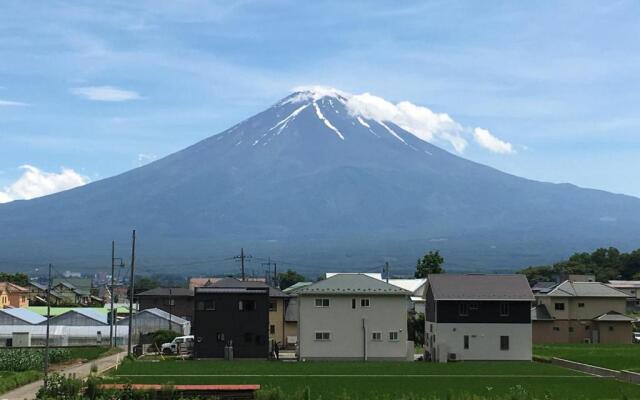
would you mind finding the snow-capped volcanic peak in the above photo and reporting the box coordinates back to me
[281,86,351,105]
[276,86,477,153]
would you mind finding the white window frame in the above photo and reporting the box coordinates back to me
[388,331,399,341]
[315,298,330,308]
[360,298,371,307]
[372,331,382,341]
[315,331,331,341]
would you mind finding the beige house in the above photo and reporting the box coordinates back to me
[0,282,29,308]
[532,280,634,344]
[267,288,290,347]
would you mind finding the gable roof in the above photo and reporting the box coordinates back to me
[297,274,410,296]
[49,308,108,325]
[52,278,92,292]
[325,272,383,280]
[136,288,194,297]
[282,282,313,294]
[0,308,46,324]
[427,274,535,301]
[0,282,29,293]
[119,308,188,325]
[592,311,635,322]
[388,278,427,295]
[546,281,630,298]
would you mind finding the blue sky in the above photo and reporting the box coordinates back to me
[1,0,640,199]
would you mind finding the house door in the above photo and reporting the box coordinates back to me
[591,329,600,344]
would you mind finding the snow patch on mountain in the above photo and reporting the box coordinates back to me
[313,101,345,140]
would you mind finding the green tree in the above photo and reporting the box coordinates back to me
[415,250,445,278]
[276,269,306,290]
[0,272,29,286]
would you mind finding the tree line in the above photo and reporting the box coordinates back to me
[519,247,640,283]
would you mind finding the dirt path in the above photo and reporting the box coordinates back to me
[1,351,123,400]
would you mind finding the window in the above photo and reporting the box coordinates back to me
[270,324,276,334]
[389,331,399,341]
[554,303,565,311]
[459,302,469,316]
[360,298,370,307]
[352,298,356,309]
[197,300,215,311]
[269,301,277,312]
[500,336,509,351]
[464,335,469,349]
[469,302,479,311]
[578,303,585,308]
[315,332,331,341]
[244,333,253,343]
[216,332,225,342]
[568,327,574,333]
[372,332,382,341]
[315,298,330,308]
[163,298,175,306]
[239,300,256,311]
[553,327,560,331]
[609,326,614,332]
[499,302,510,317]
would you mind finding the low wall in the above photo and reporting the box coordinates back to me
[551,357,620,378]
[551,357,640,385]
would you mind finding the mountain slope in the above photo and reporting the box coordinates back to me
[1,89,639,274]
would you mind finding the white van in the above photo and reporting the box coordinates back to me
[161,335,194,354]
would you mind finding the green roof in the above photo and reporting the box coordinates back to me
[297,274,410,295]
[282,281,312,293]
[27,306,132,316]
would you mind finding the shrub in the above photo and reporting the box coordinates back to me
[36,373,82,400]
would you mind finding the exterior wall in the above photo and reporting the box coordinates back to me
[0,289,28,308]
[426,321,532,361]
[533,320,632,344]
[298,294,408,361]
[193,291,269,358]
[538,296,627,320]
[268,298,285,345]
[138,296,194,322]
[284,321,297,347]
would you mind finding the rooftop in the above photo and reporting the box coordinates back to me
[297,274,410,296]
[136,287,194,297]
[545,281,630,298]
[0,308,46,324]
[0,282,29,293]
[427,274,535,301]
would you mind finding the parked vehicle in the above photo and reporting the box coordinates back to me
[161,335,194,355]
[633,332,640,343]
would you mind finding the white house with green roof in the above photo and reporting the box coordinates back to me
[297,273,413,361]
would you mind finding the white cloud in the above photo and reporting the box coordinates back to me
[71,86,142,102]
[0,99,29,106]
[345,92,468,153]
[472,127,515,154]
[0,165,89,203]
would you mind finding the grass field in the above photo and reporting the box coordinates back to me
[108,359,640,399]
[0,371,41,395]
[534,344,640,371]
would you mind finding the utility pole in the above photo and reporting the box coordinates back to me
[43,263,52,388]
[384,262,390,283]
[168,288,173,331]
[127,230,136,357]
[234,248,251,281]
[273,263,278,288]
[261,257,273,286]
[110,241,115,347]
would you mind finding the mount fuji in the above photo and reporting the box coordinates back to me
[1,87,639,275]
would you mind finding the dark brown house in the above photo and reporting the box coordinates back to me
[136,288,195,322]
[193,278,269,358]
